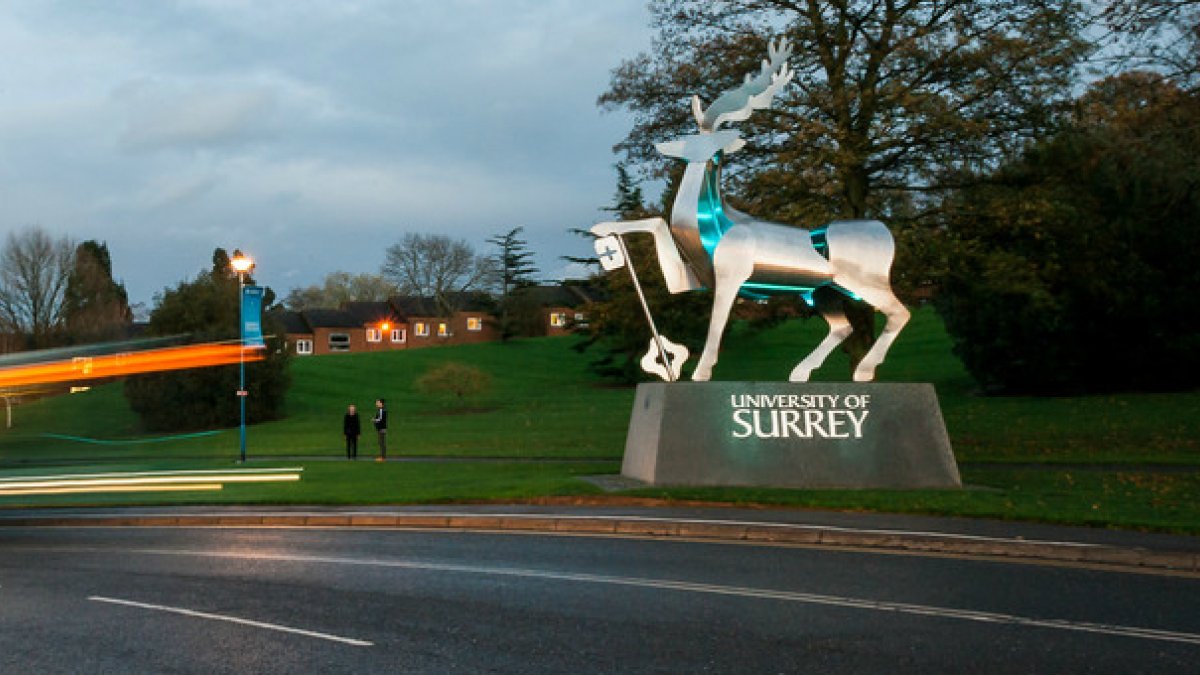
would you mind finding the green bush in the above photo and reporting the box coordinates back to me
[414,361,492,406]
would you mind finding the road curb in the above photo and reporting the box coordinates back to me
[3,512,1197,575]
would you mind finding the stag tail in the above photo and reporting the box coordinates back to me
[693,37,793,132]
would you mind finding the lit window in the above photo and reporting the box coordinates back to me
[366,328,382,342]
[437,322,450,337]
[415,322,429,337]
[467,317,483,332]
[550,312,567,327]
[574,313,585,322]
[295,339,313,355]
[328,333,350,352]
[391,329,406,343]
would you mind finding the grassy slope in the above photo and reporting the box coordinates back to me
[2,308,1198,532]
[270,337,632,458]
[5,306,1195,463]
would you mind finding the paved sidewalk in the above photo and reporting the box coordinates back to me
[2,504,1197,576]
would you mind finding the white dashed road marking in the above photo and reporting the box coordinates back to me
[88,595,373,647]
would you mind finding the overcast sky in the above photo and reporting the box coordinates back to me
[0,1,655,307]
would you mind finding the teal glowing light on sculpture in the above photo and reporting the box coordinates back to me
[696,151,733,260]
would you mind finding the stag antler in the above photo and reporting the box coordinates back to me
[692,37,793,133]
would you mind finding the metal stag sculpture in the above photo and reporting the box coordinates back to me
[592,38,909,383]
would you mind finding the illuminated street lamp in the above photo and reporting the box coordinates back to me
[231,252,254,462]
[231,253,254,276]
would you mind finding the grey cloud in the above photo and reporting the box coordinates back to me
[0,1,655,305]
[116,79,278,151]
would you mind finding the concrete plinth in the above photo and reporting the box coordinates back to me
[622,382,961,489]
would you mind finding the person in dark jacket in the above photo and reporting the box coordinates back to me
[343,404,361,460]
[373,398,387,461]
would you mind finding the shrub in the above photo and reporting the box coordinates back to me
[414,362,492,406]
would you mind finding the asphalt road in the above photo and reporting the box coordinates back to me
[1,526,1197,673]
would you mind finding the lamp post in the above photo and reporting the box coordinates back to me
[231,252,254,463]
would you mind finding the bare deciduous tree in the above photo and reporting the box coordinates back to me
[0,226,75,347]
[381,233,493,316]
[284,271,400,311]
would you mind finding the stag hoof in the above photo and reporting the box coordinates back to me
[788,365,813,383]
[852,366,877,382]
[692,364,713,382]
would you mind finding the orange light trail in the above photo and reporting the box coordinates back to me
[0,343,265,388]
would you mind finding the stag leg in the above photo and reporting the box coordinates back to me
[848,288,910,382]
[591,217,700,293]
[693,233,755,381]
[789,289,852,382]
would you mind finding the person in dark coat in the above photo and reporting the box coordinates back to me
[373,398,387,461]
[343,404,361,460]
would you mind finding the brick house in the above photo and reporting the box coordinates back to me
[391,293,498,347]
[342,301,407,351]
[516,283,598,336]
[278,292,504,356]
[277,310,316,356]
[290,309,363,355]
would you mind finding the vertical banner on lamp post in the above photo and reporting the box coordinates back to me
[242,285,264,347]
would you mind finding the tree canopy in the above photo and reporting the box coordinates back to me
[934,72,1200,393]
[124,248,290,431]
[487,226,540,341]
[602,1,1090,221]
[1102,0,1200,88]
[62,240,131,344]
[381,233,493,317]
[284,271,399,311]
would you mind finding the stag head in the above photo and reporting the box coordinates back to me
[656,130,745,163]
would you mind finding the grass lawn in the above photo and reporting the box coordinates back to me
[0,460,616,509]
[1,307,1197,532]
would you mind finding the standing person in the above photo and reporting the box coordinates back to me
[373,398,388,461]
[343,404,361,460]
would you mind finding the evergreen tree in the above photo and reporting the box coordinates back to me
[487,227,540,341]
[62,240,131,344]
[576,163,711,382]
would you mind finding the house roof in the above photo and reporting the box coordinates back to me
[566,279,607,304]
[275,310,311,335]
[390,292,494,317]
[301,308,361,329]
[514,283,603,307]
[341,301,401,326]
